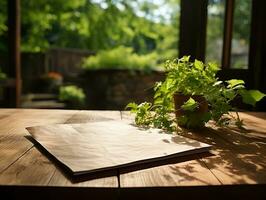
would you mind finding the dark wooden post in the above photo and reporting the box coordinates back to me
[7,0,21,107]
[221,0,235,69]
[248,0,266,110]
[179,0,208,61]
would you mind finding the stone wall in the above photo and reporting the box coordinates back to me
[47,48,94,78]
[80,69,165,110]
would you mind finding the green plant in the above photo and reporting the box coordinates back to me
[59,85,86,108]
[127,56,265,131]
[82,46,157,71]
[0,67,7,80]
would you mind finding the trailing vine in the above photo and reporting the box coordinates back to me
[126,56,265,132]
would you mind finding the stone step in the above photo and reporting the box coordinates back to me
[21,93,58,101]
[21,100,65,109]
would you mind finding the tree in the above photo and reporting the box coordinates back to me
[0,0,180,63]
[0,0,7,52]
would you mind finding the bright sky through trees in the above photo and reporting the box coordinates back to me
[91,0,180,23]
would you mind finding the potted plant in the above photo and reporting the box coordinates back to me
[37,71,63,93]
[127,56,265,131]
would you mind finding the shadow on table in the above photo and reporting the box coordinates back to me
[25,112,266,185]
[25,135,213,183]
[175,122,266,184]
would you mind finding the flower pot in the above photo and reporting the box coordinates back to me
[174,94,209,129]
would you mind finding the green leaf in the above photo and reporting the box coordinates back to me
[223,89,236,100]
[181,97,198,111]
[213,81,223,87]
[180,56,190,62]
[177,115,188,127]
[138,102,152,110]
[207,62,219,72]
[226,79,245,89]
[194,59,204,70]
[232,84,245,90]
[154,81,162,91]
[154,98,163,105]
[126,102,138,109]
[240,90,266,106]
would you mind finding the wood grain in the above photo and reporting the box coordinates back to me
[119,157,221,187]
[199,112,266,184]
[120,111,219,187]
[0,146,118,187]
[175,112,266,184]
[120,111,266,186]
[0,147,55,185]
[0,109,266,189]
[48,167,118,187]
[0,109,78,173]
[0,109,121,187]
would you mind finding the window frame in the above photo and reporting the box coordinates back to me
[221,0,235,69]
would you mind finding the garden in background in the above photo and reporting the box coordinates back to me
[0,0,252,109]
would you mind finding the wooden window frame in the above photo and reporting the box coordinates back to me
[179,0,266,110]
[222,0,234,69]
[6,0,21,107]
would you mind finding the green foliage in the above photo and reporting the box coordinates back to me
[233,0,251,41]
[59,85,85,107]
[0,67,7,80]
[206,0,251,67]
[82,46,157,70]
[0,0,251,67]
[20,0,93,52]
[176,112,211,129]
[0,0,179,59]
[163,56,219,96]
[226,79,245,89]
[127,56,265,131]
[0,0,7,36]
[126,102,153,126]
[0,0,7,52]
[239,90,266,107]
[181,98,198,112]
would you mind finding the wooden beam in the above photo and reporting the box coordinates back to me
[221,0,235,69]
[7,0,21,107]
[179,0,208,61]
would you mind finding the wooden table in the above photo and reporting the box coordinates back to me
[0,109,265,200]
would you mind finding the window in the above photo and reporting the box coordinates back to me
[206,0,225,66]
[206,0,252,69]
[231,0,252,69]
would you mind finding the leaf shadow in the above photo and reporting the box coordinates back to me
[173,121,266,184]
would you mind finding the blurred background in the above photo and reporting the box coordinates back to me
[0,0,265,110]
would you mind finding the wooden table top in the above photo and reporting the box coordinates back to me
[0,109,266,199]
